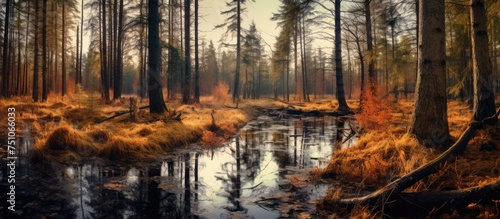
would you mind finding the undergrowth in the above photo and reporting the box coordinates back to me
[313,99,500,218]
[6,93,267,163]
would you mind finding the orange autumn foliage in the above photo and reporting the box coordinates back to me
[200,130,225,148]
[355,86,392,130]
[212,81,231,105]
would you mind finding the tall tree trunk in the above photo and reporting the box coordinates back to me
[409,0,450,147]
[33,0,39,101]
[287,53,290,101]
[42,0,48,101]
[80,0,84,87]
[194,0,200,103]
[148,0,167,113]
[365,0,376,93]
[335,0,350,111]
[2,0,11,97]
[101,0,110,101]
[139,0,146,99]
[62,2,66,97]
[76,26,80,85]
[470,0,497,123]
[54,3,58,94]
[294,21,300,101]
[24,0,30,96]
[182,0,191,103]
[233,0,241,103]
[301,17,308,102]
[114,0,124,100]
[16,6,21,96]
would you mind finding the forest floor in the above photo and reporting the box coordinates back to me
[1,94,499,217]
[309,99,500,218]
[0,94,280,163]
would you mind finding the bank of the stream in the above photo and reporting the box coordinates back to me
[313,100,500,218]
[1,96,357,218]
[0,96,282,163]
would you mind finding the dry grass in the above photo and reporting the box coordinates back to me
[319,132,433,186]
[10,93,275,163]
[315,99,500,217]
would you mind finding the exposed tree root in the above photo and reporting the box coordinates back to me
[330,108,500,212]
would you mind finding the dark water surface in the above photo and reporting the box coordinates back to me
[2,115,356,218]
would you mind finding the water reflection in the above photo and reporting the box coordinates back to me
[6,116,356,218]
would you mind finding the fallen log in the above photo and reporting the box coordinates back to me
[382,180,500,214]
[331,108,500,210]
[95,105,149,123]
[261,107,354,118]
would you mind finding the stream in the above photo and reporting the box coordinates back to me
[1,115,356,218]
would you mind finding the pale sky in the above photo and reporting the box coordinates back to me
[198,0,283,55]
[80,0,336,60]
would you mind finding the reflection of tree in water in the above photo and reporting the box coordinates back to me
[215,133,267,215]
[3,162,78,218]
[86,165,128,218]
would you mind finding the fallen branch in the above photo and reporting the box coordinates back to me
[261,107,354,118]
[383,180,500,214]
[95,105,149,123]
[332,108,500,210]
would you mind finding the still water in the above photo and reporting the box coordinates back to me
[2,115,356,218]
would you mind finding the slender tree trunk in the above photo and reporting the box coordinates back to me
[33,0,39,101]
[42,0,48,101]
[183,0,191,103]
[54,3,58,93]
[287,53,290,101]
[233,0,241,103]
[76,26,80,85]
[24,0,30,96]
[194,0,200,103]
[345,35,352,99]
[365,0,376,93]
[139,0,145,99]
[301,17,308,102]
[409,0,450,147]
[114,0,124,100]
[80,0,84,87]
[470,0,497,124]
[62,2,66,97]
[294,21,300,101]
[101,0,110,101]
[16,6,21,96]
[335,0,350,111]
[108,0,113,90]
[148,0,167,113]
[2,0,11,97]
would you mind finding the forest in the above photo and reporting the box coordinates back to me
[1,0,500,218]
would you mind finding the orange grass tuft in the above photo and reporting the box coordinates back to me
[355,87,392,130]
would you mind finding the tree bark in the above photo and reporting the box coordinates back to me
[233,0,242,103]
[194,0,200,103]
[79,0,84,87]
[101,0,110,101]
[183,0,191,103]
[42,0,48,101]
[114,0,124,100]
[470,0,497,124]
[148,0,167,113]
[409,0,450,147]
[365,0,376,92]
[33,0,39,101]
[62,2,66,97]
[1,0,11,97]
[335,0,350,111]
[331,109,500,210]
[76,26,80,85]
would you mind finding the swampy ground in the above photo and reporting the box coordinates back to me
[1,94,499,218]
